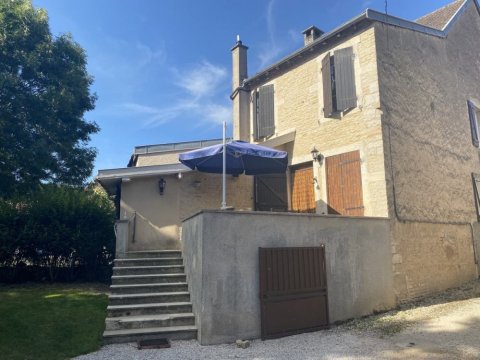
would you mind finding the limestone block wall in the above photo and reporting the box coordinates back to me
[135,150,186,167]
[120,172,253,251]
[245,26,388,217]
[375,3,480,301]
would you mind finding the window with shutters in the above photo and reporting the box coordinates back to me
[322,47,357,117]
[253,84,275,140]
[468,100,480,148]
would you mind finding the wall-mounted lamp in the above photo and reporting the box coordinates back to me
[311,146,324,164]
[158,178,166,195]
[177,172,182,180]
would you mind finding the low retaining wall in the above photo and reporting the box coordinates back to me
[182,210,395,345]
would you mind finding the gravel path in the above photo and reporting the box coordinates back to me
[76,280,480,360]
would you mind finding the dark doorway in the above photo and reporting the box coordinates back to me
[255,173,288,212]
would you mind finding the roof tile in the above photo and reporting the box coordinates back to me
[415,0,465,30]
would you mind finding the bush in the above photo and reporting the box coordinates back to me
[0,185,115,282]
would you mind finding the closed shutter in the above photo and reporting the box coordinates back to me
[326,150,364,216]
[252,91,258,140]
[256,85,275,138]
[334,47,356,111]
[472,173,480,220]
[322,53,333,117]
[468,100,479,147]
[291,164,316,213]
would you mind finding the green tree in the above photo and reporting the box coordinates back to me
[0,0,98,197]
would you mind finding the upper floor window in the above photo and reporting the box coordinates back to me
[253,84,275,140]
[322,47,357,117]
[468,100,480,147]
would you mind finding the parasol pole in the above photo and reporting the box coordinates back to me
[221,120,227,210]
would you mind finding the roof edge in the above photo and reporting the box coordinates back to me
[96,163,191,181]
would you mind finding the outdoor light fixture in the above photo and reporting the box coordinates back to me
[158,178,166,195]
[177,172,182,180]
[311,146,324,163]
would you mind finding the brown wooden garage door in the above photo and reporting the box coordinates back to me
[325,150,364,216]
[259,246,329,340]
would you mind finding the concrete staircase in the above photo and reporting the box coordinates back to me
[103,250,197,344]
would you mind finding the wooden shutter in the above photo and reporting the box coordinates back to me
[468,100,479,147]
[252,91,258,140]
[291,164,315,213]
[472,173,480,221]
[322,53,333,117]
[326,151,364,216]
[334,47,356,111]
[257,85,275,138]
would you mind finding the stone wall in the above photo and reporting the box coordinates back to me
[135,150,186,167]
[239,26,388,217]
[375,2,480,301]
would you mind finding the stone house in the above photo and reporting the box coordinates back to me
[230,0,480,302]
[97,0,480,345]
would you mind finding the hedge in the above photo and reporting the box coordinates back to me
[0,185,115,282]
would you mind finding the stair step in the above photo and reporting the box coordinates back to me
[109,292,190,306]
[105,313,195,331]
[110,282,188,294]
[114,258,183,267]
[113,265,184,276]
[111,273,186,285]
[122,250,182,259]
[107,302,193,317]
[103,325,197,344]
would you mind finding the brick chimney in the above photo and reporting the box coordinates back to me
[302,26,324,46]
[231,36,250,141]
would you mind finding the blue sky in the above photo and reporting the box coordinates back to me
[32,0,453,175]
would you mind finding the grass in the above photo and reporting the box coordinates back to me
[0,283,108,360]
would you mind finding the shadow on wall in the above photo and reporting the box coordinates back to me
[121,205,179,251]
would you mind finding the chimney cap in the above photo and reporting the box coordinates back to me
[231,35,248,51]
[302,25,324,36]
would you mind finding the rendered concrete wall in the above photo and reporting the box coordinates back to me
[182,210,394,345]
[239,26,388,217]
[120,173,253,251]
[375,3,480,301]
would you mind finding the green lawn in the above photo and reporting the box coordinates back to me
[0,283,108,360]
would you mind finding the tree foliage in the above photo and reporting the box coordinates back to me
[0,185,115,282]
[0,0,98,197]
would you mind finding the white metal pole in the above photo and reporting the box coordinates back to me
[221,120,227,209]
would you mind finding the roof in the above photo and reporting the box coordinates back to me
[244,0,479,88]
[416,0,465,30]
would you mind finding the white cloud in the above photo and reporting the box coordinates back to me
[362,0,374,8]
[117,61,231,127]
[175,61,227,98]
[258,0,283,68]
